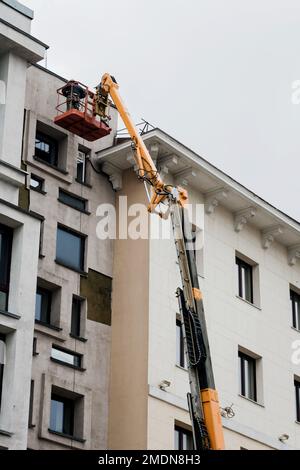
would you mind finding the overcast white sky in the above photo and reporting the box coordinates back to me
[23,0,300,220]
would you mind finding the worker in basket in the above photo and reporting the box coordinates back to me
[62,80,86,111]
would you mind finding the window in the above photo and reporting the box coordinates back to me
[0,224,12,311]
[32,337,38,356]
[77,150,87,184]
[176,318,186,368]
[239,351,257,401]
[0,333,5,409]
[236,257,253,303]
[28,380,35,427]
[35,286,52,324]
[58,189,86,212]
[174,426,193,450]
[56,226,85,272]
[291,290,300,331]
[295,380,300,422]
[39,221,45,258]
[50,393,74,436]
[30,174,44,193]
[35,131,58,167]
[51,346,82,368]
[71,296,82,337]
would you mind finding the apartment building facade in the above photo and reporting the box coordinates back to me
[1,0,300,451]
[23,63,118,450]
[0,0,119,450]
[0,0,47,450]
[98,130,300,450]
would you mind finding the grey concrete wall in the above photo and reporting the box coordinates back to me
[0,204,40,450]
[0,3,46,450]
[24,64,117,450]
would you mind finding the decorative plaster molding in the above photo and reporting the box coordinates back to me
[262,225,284,249]
[288,244,300,266]
[205,188,228,215]
[149,143,160,164]
[159,155,178,179]
[175,168,198,187]
[234,207,257,232]
[126,152,138,172]
[101,162,122,191]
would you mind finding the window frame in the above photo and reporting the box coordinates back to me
[0,224,13,312]
[56,225,86,273]
[239,351,257,402]
[291,290,300,331]
[236,257,254,304]
[35,131,58,167]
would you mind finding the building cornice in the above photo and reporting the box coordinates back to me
[96,128,300,264]
[0,17,48,49]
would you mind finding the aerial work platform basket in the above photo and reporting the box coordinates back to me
[54,81,111,142]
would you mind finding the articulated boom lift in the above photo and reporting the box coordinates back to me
[54,74,225,450]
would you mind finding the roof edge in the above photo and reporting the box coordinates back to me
[98,127,300,229]
[1,0,33,19]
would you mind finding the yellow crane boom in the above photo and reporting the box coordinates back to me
[97,74,225,450]
[54,73,225,450]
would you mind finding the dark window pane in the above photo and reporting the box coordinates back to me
[35,287,51,324]
[35,132,58,167]
[71,297,81,337]
[28,380,34,427]
[56,227,84,271]
[32,337,38,356]
[58,190,86,212]
[0,364,3,410]
[50,394,74,436]
[0,225,13,311]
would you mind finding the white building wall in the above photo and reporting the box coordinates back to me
[147,191,300,450]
